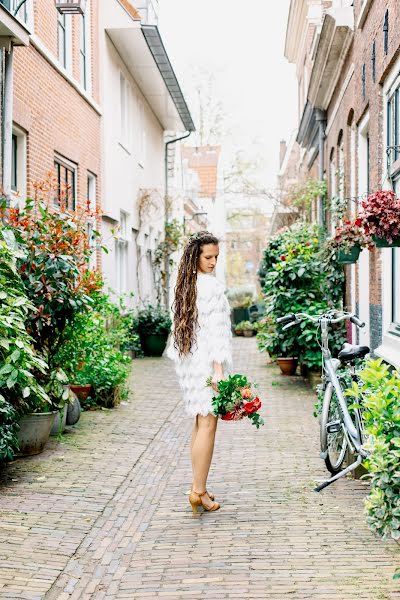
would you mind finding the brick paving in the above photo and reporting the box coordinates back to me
[0,337,399,599]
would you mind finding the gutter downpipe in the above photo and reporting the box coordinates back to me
[3,45,14,201]
[315,108,327,228]
[164,130,192,309]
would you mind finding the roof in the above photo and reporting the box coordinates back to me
[182,146,221,198]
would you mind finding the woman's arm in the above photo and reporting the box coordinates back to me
[211,360,224,391]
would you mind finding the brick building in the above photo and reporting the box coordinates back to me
[283,0,400,368]
[1,0,194,303]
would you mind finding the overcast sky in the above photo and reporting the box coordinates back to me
[158,0,298,191]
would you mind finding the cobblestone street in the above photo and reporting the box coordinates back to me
[0,338,399,599]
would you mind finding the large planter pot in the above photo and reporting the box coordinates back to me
[372,234,400,248]
[235,329,243,336]
[277,357,298,376]
[140,333,168,357]
[232,307,250,325]
[17,411,57,456]
[50,405,68,436]
[243,329,254,338]
[337,245,361,264]
[70,383,92,400]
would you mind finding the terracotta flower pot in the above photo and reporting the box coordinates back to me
[277,357,298,376]
[70,384,92,400]
[235,329,243,336]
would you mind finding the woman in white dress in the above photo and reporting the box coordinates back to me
[167,231,232,513]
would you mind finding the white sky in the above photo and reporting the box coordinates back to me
[158,0,298,191]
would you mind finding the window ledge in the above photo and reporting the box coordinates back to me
[30,34,102,116]
[375,331,400,369]
[356,0,373,29]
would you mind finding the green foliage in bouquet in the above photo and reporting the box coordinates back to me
[345,359,400,551]
[208,374,264,429]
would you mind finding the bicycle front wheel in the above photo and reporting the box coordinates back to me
[320,382,348,474]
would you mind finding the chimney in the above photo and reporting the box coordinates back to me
[279,139,287,168]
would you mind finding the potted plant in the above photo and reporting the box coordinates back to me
[136,305,172,357]
[234,322,244,336]
[325,218,372,264]
[226,286,254,324]
[241,321,255,337]
[0,234,56,458]
[55,293,132,409]
[360,190,400,247]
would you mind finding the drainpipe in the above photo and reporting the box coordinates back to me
[164,130,192,309]
[315,108,327,228]
[3,45,14,200]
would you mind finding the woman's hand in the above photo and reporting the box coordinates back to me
[211,361,224,392]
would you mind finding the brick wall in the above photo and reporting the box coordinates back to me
[12,0,102,268]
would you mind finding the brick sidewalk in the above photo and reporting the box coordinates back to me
[0,338,399,599]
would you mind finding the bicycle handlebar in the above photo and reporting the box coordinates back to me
[350,315,365,328]
[277,311,364,328]
[276,313,296,325]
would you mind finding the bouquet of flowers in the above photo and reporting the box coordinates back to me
[206,374,264,428]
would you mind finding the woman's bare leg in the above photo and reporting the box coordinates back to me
[191,413,218,507]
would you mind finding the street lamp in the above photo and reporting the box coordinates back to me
[54,0,87,15]
[183,211,208,234]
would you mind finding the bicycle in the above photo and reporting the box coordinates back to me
[276,310,370,492]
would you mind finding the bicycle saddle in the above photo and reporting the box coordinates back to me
[338,343,370,361]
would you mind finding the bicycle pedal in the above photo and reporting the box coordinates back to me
[326,420,342,433]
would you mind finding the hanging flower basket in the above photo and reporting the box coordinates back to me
[372,235,400,248]
[360,190,400,248]
[337,244,361,264]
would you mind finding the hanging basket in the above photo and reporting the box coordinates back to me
[337,245,361,264]
[372,235,400,248]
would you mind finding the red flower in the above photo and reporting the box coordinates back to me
[244,397,262,414]
[280,255,286,261]
[222,411,235,421]
[355,218,362,227]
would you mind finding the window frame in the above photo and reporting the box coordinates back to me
[54,155,77,211]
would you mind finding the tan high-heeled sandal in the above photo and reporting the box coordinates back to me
[188,488,215,501]
[189,490,220,514]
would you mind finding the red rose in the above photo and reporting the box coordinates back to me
[355,218,362,227]
[244,397,262,414]
[222,411,235,421]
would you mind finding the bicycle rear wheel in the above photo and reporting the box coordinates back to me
[320,382,348,474]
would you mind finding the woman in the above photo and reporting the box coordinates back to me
[167,231,232,514]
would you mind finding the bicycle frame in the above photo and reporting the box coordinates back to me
[320,317,361,449]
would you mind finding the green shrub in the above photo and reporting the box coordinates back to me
[0,237,50,460]
[56,293,131,407]
[136,305,171,337]
[257,222,345,366]
[345,359,400,549]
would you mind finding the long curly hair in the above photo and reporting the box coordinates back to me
[172,231,219,356]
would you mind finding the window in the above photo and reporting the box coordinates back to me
[11,0,27,22]
[54,157,76,210]
[87,172,97,269]
[372,40,376,83]
[80,0,91,92]
[120,72,131,150]
[11,134,17,192]
[390,176,400,326]
[387,85,400,165]
[80,14,87,89]
[138,99,146,165]
[383,10,389,55]
[58,12,67,68]
[116,210,129,295]
[10,126,27,204]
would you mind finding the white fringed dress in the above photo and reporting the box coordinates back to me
[167,272,233,417]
